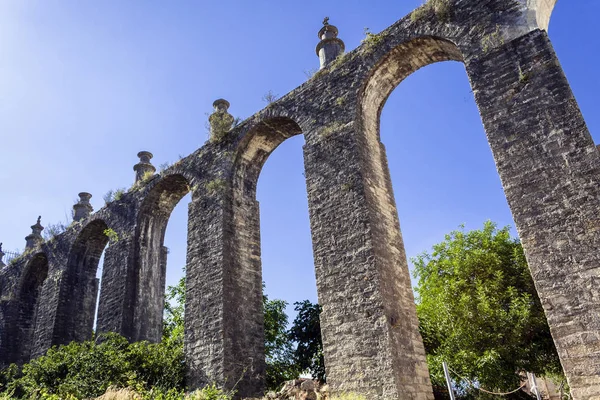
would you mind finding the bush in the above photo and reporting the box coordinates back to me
[0,333,184,399]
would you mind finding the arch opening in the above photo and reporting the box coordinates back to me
[228,116,318,393]
[58,219,109,344]
[234,117,303,197]
[134,173,191,343]
[355,33,558,396]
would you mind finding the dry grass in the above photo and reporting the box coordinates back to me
[96,387,142,400]
[329,394,367,400]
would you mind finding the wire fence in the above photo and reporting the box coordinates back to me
[2,250,21,265]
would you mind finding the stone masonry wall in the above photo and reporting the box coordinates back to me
[1,0,597,399]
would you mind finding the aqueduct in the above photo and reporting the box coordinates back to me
[1,0,597,398]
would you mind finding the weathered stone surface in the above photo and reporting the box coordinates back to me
[0,0,596,399]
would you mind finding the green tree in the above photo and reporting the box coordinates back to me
[263,291,299,390]
[162,276,300,391]
[163,272,185,346]
[413,222,563,399]
[289,300,325,382]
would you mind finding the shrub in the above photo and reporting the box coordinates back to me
[190,383,235,400]
[43,221,69,241]
[262,90,279,104]
[361,28,385,52]
[141,170,155,183]
[410,0,452,23]
[104,188,126,204]
[0,333,185,399]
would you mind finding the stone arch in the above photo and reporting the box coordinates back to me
[360,36,463,140]
[199,116,303,395]
[134,173,191,342]
[233,116,303,196]
[348,25,600,398]
[55,219,109,344]
[7,253,49,364]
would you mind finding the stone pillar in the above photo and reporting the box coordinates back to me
[303,124,433,399]
[316,18,345,69]
[465,29,600,400]
[133,151,156,183]
[25,216,44,249]
[96,237,136,339]
[185,187,265,398]
[209,99,234,143]
[31,267,63,359]
[73,192,93,221]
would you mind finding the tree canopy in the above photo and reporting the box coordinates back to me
[413,221,563,398]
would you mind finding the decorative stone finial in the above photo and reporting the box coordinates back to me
[25,216,44,249]
[133,151,156,183]
[317,17,346,69]
[209,99,234,143]
[73,192,94,221]
[316,18,345,70]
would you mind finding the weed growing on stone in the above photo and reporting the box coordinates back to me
[361,28,385,53]
[205,179,227,195]
[411,0,452,23]
[114,188,125,201]
[103,228,119,244]
[43,222,68,241]
[209,112,235,144]
[303,67,319,79]
[159,162,172,173]
[8,249,31,266]
[141,170,155,183]
[481,24,504,53]
[335,95,346,106]
[262,90,279,104]
[329,52,350,71]
[518,65,530,84]
[103,188,126,204]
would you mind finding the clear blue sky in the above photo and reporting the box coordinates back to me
[1,1,598,320]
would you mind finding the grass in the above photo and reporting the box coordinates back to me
[361,28,386,53]
[330,394,367,400]
[411,0,452,23]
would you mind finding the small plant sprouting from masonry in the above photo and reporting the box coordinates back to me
[205,179,227,195]
[103,228,119,244]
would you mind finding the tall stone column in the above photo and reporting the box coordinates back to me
[303,123,433,400]
[95,237,137,339]
[185,187,265,398]
[465,29,600,400]
[31,266,64,358]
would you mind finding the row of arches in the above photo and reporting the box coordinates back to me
[5,9,600,398]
